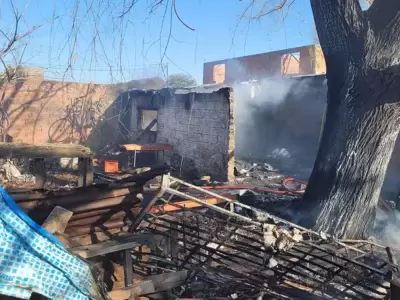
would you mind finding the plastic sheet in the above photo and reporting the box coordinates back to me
[0,186,108,300]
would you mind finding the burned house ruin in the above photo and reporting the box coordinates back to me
[117,87,235,182]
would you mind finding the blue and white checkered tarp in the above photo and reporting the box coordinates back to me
[0,186,107,300]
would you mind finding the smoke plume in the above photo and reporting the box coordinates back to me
[234,75,327,179]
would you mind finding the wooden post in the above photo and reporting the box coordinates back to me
[391,279,400,299]
[170,223,178,260]
[78,157,93,187]
[133,151,137,167]
[34,158,46,189]
[124,249,133,287]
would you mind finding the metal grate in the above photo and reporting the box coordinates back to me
[131,175,395,299]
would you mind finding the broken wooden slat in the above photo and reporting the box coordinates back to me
[120,144,173,151]
[64,220,131,237]
[133,118,158,142]
[124,249,133,287]
[0,142,92,158]
[108,281,155,300]
[71,239,140,259]
[108,271,188,300]
[170,223,178,260]
[34,158,46,189]
[42,206,73,234]
[129,174,170,232]
[145,270,188,296]
[78,157,94,187]
[69,233,165,258]
[68,228,130,246]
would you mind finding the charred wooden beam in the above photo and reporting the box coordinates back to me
[67,208,139,227]
[66,194,139,214]
[114,165,171,184]
[64,220,129,237]
[130,174,170,232]
[34,158,46,189]
[70,233,165,258]
[13,185,142,203]
[78,157,93,187]
[124,249,133,287]
[0,142,92,158]
[11,165,166,203]
[132,118,157,143]
[69,228,130,246]
[108,271,188,300]
[16,187,142,213]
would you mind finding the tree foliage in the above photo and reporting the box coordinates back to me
[166,73,197,88]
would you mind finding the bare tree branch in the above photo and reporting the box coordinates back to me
[230,0,256,51]
[0,1,41,57]
[119,0,139,18]
[250,0,295,19]
[367,0,400,33]
[173,0,195,31]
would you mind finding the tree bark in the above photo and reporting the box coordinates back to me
[299,0,400,238]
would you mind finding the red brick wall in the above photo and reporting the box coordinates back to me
[2,78,113,144]
[203,44,325,84]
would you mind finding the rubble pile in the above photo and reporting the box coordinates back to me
[234,159,283,187]
[234,159,307,191]
[1,159,397,299]
[133,180,396,299]
[0,159,35,186]
[13,165,170,239]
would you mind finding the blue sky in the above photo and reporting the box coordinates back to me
[0,0,315,84]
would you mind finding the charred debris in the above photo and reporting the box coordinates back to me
[1,147,398,300]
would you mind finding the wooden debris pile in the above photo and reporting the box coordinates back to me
[128,175,398,299]
[8,170,399,299]
[12,165,170,241]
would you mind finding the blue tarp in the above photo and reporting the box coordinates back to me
[0,186,105,299]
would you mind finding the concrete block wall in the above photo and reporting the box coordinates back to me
[128,88,235,182]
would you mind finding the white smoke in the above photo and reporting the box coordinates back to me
[376,209,400,249]
[233,75,327,178]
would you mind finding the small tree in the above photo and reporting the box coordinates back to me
[167,73,197,88]
[0,1,40,141]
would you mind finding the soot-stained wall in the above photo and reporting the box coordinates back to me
[127,87,235,182]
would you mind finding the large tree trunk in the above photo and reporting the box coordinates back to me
[299,0,400,239]
[300,75,400,238]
